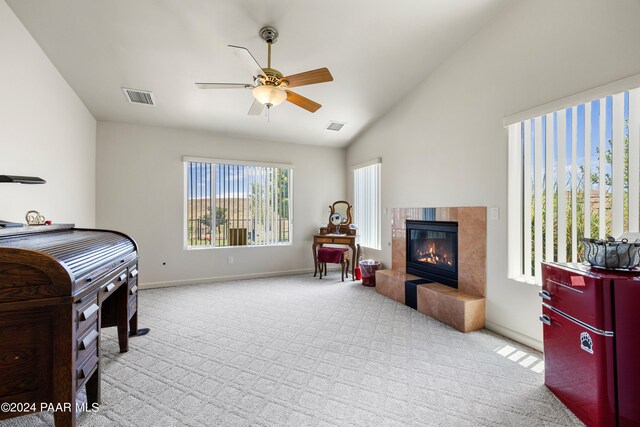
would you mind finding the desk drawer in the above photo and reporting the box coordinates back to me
[126,263,138,291]
[129,285,138,307]
[316,237,334,244]
[129,283,138,297]
[128,294,137,320]
[99,269,127,303]
[128,264,139,319]
[74,293,99,335]
[333,238,351,244]
[128,274,137,291]
[129,265,138,281]
[76,324,99,365]
[76,351,99,390]
[91,264,128,288]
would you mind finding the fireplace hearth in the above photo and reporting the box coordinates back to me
[406,220,458,288]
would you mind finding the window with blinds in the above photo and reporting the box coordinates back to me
[353,160,381,250]
[507,87,640,283]
[185,159,292,248]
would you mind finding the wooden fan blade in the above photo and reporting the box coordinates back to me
[283,67,333,88]
[285,90,321,113]
[248,99,265,116]
[228,45,267,78]
[195,83,253,89]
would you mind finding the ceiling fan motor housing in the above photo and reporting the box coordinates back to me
[259,26,279,44]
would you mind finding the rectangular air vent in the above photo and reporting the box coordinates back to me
[325,121,346,132]
[122,88,155,106]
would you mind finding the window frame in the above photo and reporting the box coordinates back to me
[506,73,640,285]
[183,156,294,250]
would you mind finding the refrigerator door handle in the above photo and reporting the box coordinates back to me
[542,302,615,337]
[539,314,552,326]
[539,290,552,301]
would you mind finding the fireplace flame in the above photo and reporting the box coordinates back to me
[415,242,453,267]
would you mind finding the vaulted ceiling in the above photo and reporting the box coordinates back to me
[7,0,510,147]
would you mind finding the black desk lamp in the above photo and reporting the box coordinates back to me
[0,175,46,184]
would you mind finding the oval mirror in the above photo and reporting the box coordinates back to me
[328,201,352,227]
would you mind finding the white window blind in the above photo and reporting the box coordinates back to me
[185,159,292,248]
[508,88,640,283]
[353,160,381,250]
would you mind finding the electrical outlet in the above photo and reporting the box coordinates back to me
[490,207,500,220]
[228,256,234,265]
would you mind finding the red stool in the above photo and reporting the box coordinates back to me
[317,247,350,281]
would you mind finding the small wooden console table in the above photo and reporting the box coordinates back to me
[312,234,360,280]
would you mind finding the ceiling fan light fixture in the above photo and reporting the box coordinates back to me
[252,85,287,107]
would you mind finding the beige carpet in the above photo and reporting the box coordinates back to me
[3,274,582,426]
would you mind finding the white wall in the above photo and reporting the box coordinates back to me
[0,0,96,226]
[346,0,640,349]
[96,121,345,286]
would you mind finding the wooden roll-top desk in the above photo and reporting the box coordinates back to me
[0,224,142,427]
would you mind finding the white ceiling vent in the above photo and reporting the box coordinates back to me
[122,88,155,106]
[325,121,346,132]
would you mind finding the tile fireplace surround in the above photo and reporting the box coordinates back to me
[375,207,486,332]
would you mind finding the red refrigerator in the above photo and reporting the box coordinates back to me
[541,262,640,427]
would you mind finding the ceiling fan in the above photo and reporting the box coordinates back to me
[196,26,333,115]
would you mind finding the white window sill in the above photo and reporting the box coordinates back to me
[509,274,541,286]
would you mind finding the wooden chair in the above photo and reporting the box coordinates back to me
[317,247,350,281]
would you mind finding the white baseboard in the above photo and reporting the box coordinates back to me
[138,267,344,290]
[485,320,543,352]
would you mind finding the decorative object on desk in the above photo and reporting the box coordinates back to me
[0,175,46,184]
[330,213,343,234]
[581,237,640,270]
[328,200,352,228]
[25,210,46,225]
[348,223,358,236]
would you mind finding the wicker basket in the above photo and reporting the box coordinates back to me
[581,237,640,269]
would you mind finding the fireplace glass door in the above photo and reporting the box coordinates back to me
[406,220,458,288]
[408,229,457,273]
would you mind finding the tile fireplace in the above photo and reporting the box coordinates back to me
[375,207,486,332]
